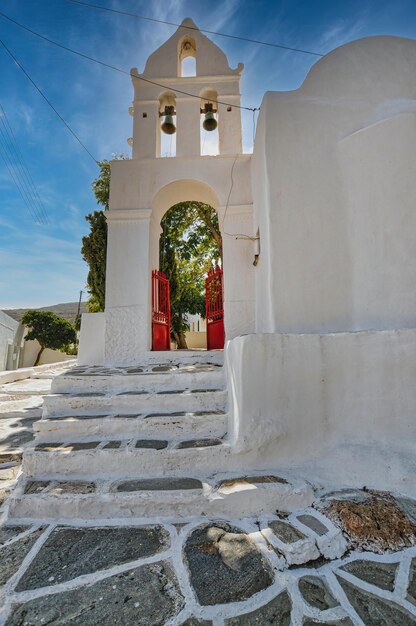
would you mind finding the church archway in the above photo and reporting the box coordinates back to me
[150,180,223,350]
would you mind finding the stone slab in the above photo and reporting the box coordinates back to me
[102,441,122,449]
[337,576,416,625]
[64,442,101,451]
[184,523,274,605]
[296,514,328,536]
[24,481,50,495]
[7,562,184,625]
[303,617,354,626]
[269,520,306,544]
[135,439,168,450]
[407,558,416,605]
[113,478,203,492]
[340,559,399,592]
[0,526,30,546]
[0,528,44,586]
[225,591,291,625]
[47,481,96,495]
[219,475,288,490]
[16,526,170,591]
[177,438,222,449]
[298,575,338,610]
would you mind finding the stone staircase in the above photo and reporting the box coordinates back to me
[8,352,314,521]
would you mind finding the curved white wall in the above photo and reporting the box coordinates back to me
[253,36,416,334]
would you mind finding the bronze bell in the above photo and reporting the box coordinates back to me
[161,106,176,134]
[202,103,217,131]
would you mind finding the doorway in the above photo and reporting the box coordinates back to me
[153,200,224,350]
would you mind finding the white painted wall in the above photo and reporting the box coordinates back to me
[229,36,416,496]
[252,36,416,334]
[104,159,254,364]
[22,340,73,367]
[78,313,105,366]
[226,330,416,495]
[0,311,19,370]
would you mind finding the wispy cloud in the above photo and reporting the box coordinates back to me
[318,15,368,53]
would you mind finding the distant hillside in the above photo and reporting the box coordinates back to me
[2,302,88,324]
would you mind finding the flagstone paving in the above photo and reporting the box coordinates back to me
[1,370,416,624]
[0,511,415,625]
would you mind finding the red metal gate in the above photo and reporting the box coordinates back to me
[205,265,225,350]
[152,270,171,351]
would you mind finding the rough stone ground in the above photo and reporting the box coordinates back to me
[1,371,416,625]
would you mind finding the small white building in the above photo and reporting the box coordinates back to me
[0,310,22,370]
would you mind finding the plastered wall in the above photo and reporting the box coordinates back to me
[252,36,416,334]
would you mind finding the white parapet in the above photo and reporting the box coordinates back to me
[226,328,416,497]
[77,313,105,366]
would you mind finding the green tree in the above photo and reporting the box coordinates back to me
[82,156,128,312]
[21,310,77,366]
[160,202,221,349]
[81,210,107,312]
[91,160,111,210]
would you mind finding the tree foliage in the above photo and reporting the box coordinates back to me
[91,160,111,210]
[82,157,128,312]
[160,202,222,349]
[22,310,77,366]
[81,210,107,312]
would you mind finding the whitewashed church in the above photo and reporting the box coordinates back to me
[9,22,416,520]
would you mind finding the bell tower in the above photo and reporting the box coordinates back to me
[99,18,254,365]
[129,18,244,159]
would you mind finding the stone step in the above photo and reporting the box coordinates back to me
[34,410,228,440]
[8,473,315,521]
[22,438,234,477]
[51,364,224,394]
[42,388,227,418]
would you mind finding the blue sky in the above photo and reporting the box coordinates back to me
[0,0,415,307]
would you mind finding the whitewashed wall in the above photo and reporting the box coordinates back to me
[238,35,416,496]
[252,36,416,334]
[226,330,416,496]
[0,311,19,370]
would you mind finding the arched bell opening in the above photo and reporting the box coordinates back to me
[200,89,219,155]
[178,35,196,77]
[150,180,224,351]
[158,92,177,157]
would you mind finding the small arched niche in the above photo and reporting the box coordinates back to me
[178,36,196,77]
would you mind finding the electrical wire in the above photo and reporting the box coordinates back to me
[0,11,257,112]
[0,121,44,224]
[0,129,44,224]
[66,0,324,58]
[221,154,259,241]
[0,101,49,224]
[0,38,98,164]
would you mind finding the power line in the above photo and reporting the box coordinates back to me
[0,123,45,224]
[0,103,47,224]
[0,11,258,112]
[0,37,98,164]
[66,0,324,58]
[0,129,44,224]
[0,101,49,224]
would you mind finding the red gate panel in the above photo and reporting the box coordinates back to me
[205,265,225,350]
[152,270,171,351]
